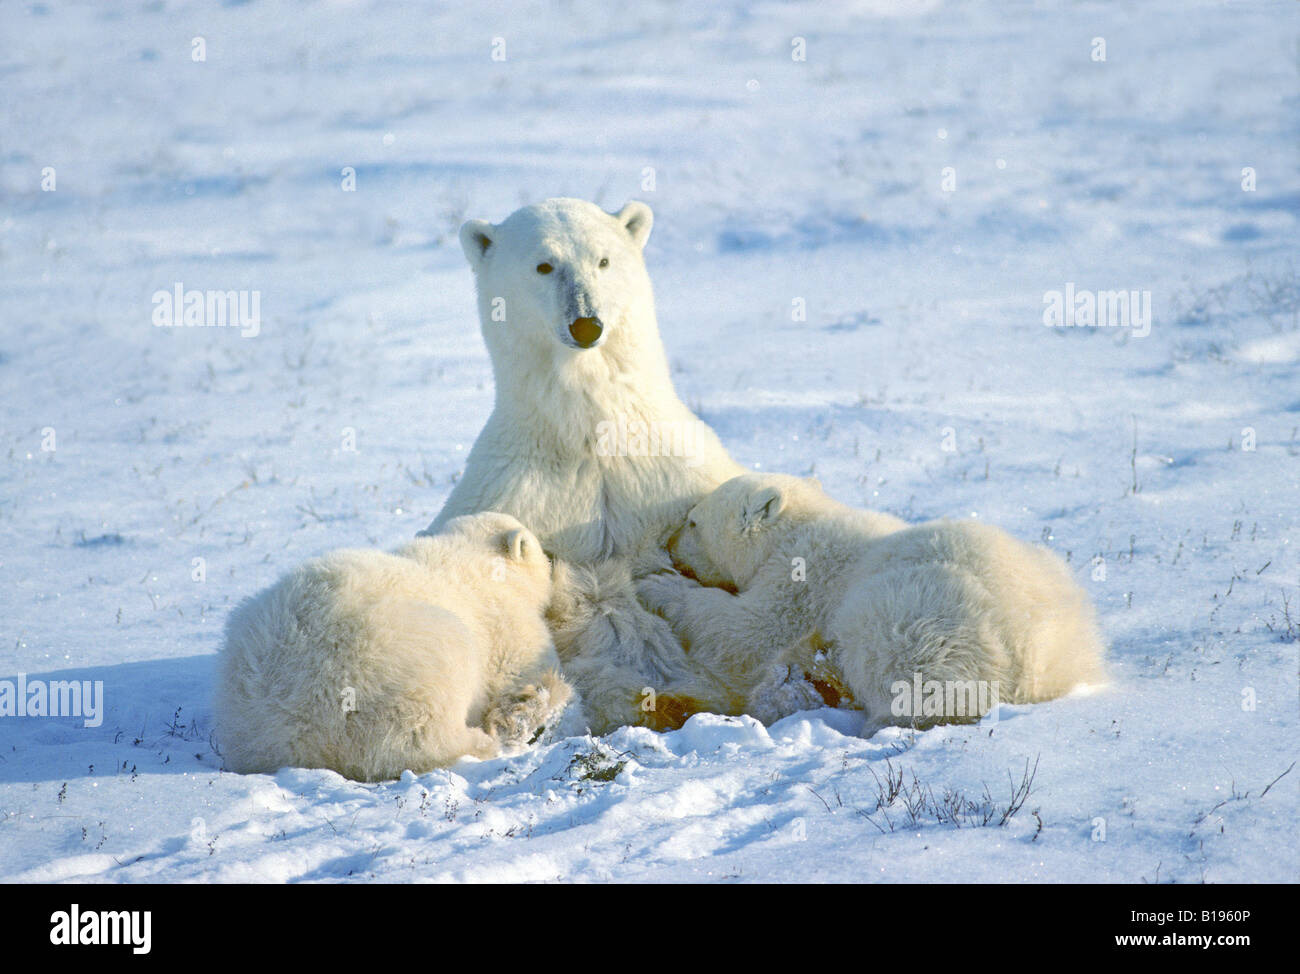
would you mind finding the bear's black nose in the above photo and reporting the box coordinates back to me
[569,317,603,347]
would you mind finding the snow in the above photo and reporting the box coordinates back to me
[1,0,1297,883]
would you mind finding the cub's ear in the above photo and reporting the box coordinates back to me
[741,484,786,532]
[805,476,823,491]
[614,201,653,249]
[504,528,531,561]
[459,219,495,269]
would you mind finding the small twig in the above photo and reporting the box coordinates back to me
[1260,761,1296,799]
[806,786,832,813]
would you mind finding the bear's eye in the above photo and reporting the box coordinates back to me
[688,519,697,529]
[536,262,553,275]
[598,257,609,268]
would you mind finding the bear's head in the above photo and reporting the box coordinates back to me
[668,473,818,589]
[458,198,656,365]
[433,511,553,605]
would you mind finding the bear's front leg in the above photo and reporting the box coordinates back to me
[636,571,733,640]
[638,572,807,692]
[636,571,757,673]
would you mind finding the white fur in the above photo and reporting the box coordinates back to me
[217,512,574,781]
[423,199,747,731]
[639,474,1107,728]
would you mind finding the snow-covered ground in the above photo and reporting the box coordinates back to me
[1,0,1297,882]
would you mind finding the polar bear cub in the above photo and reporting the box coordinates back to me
[638,474,1106,728]
[217,512,574,781]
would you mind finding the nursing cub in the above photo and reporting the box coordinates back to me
[217,512,574,781]
[639,474,1106,727]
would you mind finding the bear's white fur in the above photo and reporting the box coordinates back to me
[423,198,747,732]
[217,512,574,781]
[638,474,1106,728]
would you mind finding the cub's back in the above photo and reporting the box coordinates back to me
[848,519,1106,698]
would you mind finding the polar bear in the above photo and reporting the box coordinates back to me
[638,474,1106,728]
[422,198,748,732]
[216,512,575,781]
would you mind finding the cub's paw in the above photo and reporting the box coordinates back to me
[485,673,575,747]
[748,665,826,726]
[484,685,549,747]
[635,571,700,624]
[631,542,675,578]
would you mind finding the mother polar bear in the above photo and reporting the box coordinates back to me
[422,198,747,732]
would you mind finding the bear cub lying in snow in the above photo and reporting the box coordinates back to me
[639,474,1106,728]
[217,512,575,781]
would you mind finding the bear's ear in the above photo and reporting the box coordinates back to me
[615,201,653,249]
[804,476,823,492]
[459,219,495,269]
[504,528,530,561]
[741,484,786,532]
